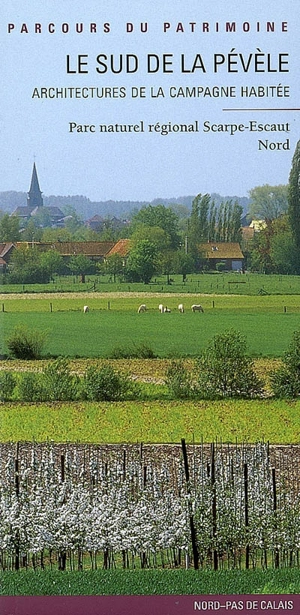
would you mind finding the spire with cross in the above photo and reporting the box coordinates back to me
[27,162,43,209]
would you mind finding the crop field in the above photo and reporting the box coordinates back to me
[1,398,300,443]
[1,292,300,357]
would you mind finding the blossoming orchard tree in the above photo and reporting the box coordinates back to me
[0,442,299,572]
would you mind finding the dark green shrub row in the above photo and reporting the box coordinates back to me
[166,330,263,400]
[270,330,300,398]
[0,358,136,402]
[166,329,300,400]
[3,328,300,401]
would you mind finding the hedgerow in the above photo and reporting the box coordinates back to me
[10,360,135,403]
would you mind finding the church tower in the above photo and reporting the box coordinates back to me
[27,162,43,209]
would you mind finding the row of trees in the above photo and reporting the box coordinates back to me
[4,238,194,285]
[1,140,300,280]
[246,141,300,274]
[6,244,96,284]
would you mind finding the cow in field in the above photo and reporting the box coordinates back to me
[178,303,184,313]
[164,307,171,313]
[158,304,164,313]
[83,305,89,313]
[191,304,204,312]
[138,304,147,313]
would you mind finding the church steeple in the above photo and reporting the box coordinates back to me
[27,162,43,208]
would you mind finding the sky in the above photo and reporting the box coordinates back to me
[0,0,299,203]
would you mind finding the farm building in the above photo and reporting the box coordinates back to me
[249,219,267,232]
[0,242,16,273]
[105,239,132,266]
[198,242,245,271]
[15,241,116,265]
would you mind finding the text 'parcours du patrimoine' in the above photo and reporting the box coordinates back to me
[65,52,289,74]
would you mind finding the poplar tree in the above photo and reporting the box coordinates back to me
[288,140,300,273]
[188,193,211,265]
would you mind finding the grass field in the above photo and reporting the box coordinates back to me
[1,568,299,595]
[1,292,300,357]
[2,271,300,295]
[0,398,299,443]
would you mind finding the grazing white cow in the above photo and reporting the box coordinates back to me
[83,305,89,313]
[191,304,204,313]
[164,307,171,313]
[138,304,147,313]
[178,303,184,313]
[158,303,164,313]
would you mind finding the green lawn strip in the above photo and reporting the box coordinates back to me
[1,271,300,295]
[1,399,300,443]
[1,292,300,313]
[1,568,299,595]
[1,311,300,358]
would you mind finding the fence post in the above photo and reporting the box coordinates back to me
[181,438,199,570]
[211,443,218,571]
[272,468,279,568]
[61,455,65,483]
[15,443,20,571]
[123,449,126,482]
[244,463,250,570]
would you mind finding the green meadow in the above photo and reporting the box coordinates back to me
[0,286,300,443]
[2,271,300,295]
[1,568,300,595]
[0,292,300,357]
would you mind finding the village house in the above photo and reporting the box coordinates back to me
[0,242,16,273]
[198,242,245,271]
[105,239,132,266]
[16,241,116,266]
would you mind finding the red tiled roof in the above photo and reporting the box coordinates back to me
[106,239,131,257]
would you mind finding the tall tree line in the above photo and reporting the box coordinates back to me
[188,194,242,258]
[288,140,300,274]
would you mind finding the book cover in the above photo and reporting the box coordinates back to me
[0,0,299,613]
